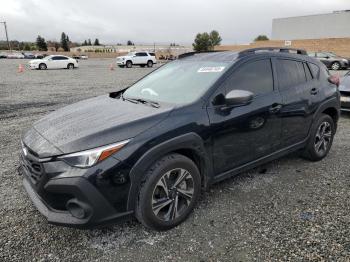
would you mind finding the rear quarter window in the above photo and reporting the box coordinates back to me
[308,63,320,79]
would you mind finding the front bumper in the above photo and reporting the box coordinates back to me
[19,145,133,228]
[116,60,125,65]
[22,175,132,228]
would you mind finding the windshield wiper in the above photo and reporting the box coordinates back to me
[122,95,160,108]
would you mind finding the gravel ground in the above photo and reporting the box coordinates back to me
[0,58,350,262]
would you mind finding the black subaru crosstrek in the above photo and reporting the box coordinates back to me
[19,48,341,230]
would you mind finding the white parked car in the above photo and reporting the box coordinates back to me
[116,51,157,68]
[7,52,25,59]
[28,55,79,70]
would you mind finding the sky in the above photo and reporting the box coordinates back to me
[0,0,349,45]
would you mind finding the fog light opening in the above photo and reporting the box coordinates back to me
[66,200,87,219]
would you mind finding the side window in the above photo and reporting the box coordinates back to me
[135,53,142,56]
[136,52,147,56]
[308,63,320,79]
[303,63,313,81]
[51,56,59,60]
[276,59,306,90]
[316,52,328,58]
[60,56,68,60]
[222,59,274,95]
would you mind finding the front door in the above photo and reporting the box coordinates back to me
[207,58,283,175]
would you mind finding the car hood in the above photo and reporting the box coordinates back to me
[29,59,43,63]
[23,95,173,157]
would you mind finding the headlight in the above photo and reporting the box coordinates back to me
[57,139,130,168]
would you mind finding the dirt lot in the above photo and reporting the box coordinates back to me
[1,58,350,262]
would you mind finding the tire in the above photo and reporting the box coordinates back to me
[126,60,132,68]
[39,63,47,70]
[147,60,153,68]
[67,63,74,69]
[135,153,201,231]
[302,114,335,161]
[331,62,341,71]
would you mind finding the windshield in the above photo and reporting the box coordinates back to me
[325,52,336,57]
[123,60,229,104]
[43,55,53,60]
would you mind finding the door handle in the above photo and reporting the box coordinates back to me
[310,87,319,95]
[269,103,282,113]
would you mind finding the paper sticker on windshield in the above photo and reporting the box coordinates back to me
[198,66,225,73]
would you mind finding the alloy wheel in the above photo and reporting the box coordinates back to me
[152,168,194,221]
[314,121,332,155]
[331,62,340,70]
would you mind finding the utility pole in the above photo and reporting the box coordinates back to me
[1,21,11,51]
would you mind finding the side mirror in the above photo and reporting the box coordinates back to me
[225,90,254,107]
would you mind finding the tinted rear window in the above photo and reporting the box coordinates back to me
[276,59,306,90]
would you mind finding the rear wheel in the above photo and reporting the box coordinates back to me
[331,62,341,70]
[147,60,153,68]
[135,154,201,231]
[126,60,132,68]
[302,114,335,161]
[39,63,47,70]
[67,63,74,69]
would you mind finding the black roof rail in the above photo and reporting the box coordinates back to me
[178,50,229,59]
[238,47,308,58]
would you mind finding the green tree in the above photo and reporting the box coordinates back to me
[127,40,134,46]
[192,30,222,52]
[254,35,269,41]
[192,32,211,52]
[82,40,88,46]
[24,43,31,51]
[88,39,92,46]
[60,32,70,51]
[94,38,100,46]
[209,30,222,47]
[36,35,48,51]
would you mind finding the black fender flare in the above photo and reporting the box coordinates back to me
[311,97,340,131]
[126,132,212,211]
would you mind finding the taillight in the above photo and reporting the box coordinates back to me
[328,75,340,87]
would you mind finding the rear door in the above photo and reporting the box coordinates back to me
[207,58,283,175]
[275,58,315,147]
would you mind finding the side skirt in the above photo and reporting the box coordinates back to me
[212,139,308,184]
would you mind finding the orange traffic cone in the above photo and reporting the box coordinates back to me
[18,64,25,73]
[109,63,115,71]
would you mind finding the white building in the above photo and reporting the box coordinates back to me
[272,10,350,40]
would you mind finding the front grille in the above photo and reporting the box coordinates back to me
[20,146,44,185]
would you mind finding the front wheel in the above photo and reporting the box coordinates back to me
[331,62,341,70]
[39,63,47,70]
[135,154,201,231]
[126,61,132,68]
[302,114,335,161]
[147,60,153,68]
[67,63,74,69]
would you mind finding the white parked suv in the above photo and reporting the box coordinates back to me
[28,55,79,70]
[116,51,157,68]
